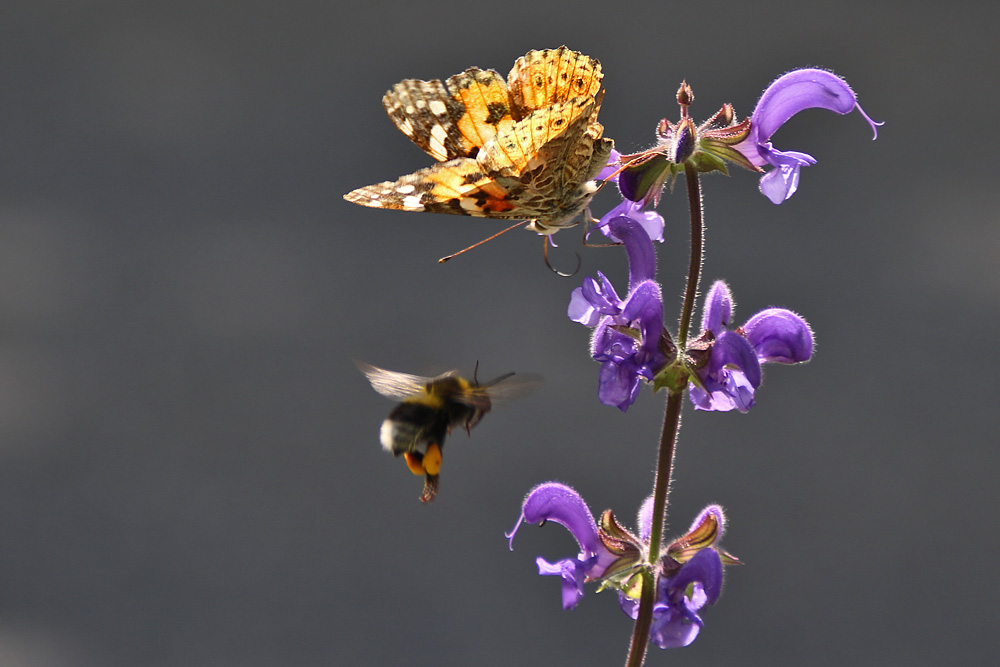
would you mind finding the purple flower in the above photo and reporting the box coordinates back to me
[619,548,722,648]
[689,281,813,412]
[506,482,617,610]
[593,199,665,244]
[568,216,667,411]
[734,68,882,204]
[619,503,728,648]
[510,484,734,648]
[596,148,623,182]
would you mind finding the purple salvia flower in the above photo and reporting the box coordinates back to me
[735,68,882,204]
[594,199,665,244]
[569,217,666,411]
[507,482,617,610]
[511,485,733,648]
[689,280,813,412]
[619,548,723,648]
[619,504,728,648]
[596,148,623,182]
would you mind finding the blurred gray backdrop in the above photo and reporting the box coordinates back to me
[0,1,996,665]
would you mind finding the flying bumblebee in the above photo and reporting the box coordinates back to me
[357,362,540,502]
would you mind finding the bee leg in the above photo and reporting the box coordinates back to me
[420,475,440,503]
[465,411,485,433]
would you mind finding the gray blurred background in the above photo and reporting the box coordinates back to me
[0,1,996,665]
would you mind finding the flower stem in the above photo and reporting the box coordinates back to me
[624,390,684,667]
[624,167,704,666]
[677,162,704,349]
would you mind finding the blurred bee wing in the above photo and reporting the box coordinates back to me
[355,361,458,400]
[474,372,543,407]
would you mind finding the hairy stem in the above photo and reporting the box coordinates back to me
[624,167,704,666]
[677,163,704,348]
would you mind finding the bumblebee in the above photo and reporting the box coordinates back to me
[357,362,539,502]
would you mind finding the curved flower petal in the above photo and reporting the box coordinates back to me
[509,482,600,555]
[750,69,869,147]
[744,308,814,363]
[701,281,734,335]
[622,280,665,370]
[669,548,723,607]
[708,330,762,389]
[599,200,665,244]
[509,483,618,609]
[604,216,657,286]
[736,68,882,203]
[690,331,761,412]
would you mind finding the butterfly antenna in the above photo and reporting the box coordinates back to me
[437,220,530,264]
[544,236,581,277]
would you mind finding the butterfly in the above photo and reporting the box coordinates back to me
[344,47,614,250]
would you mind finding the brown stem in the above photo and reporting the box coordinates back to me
[623,166,703,666]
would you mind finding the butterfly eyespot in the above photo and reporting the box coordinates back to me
[553,118,565,127]
[534,74,544,86]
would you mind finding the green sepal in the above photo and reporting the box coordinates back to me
[700,138,761,173]
[622,154,672,203]
[653,360,691,394]
[718,548,743,566]
[620,571,646,601]
[687,150,729,176]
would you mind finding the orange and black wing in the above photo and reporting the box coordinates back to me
[382,67,516,162]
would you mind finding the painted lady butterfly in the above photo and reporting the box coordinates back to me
[343,47,614,238]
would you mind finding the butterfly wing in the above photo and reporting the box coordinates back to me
[382,68,515,162]
[343,156,520,216]
[507,46,604,117]
[476,96,611,227]
[346,48,612,231]
[346,96,612,223]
